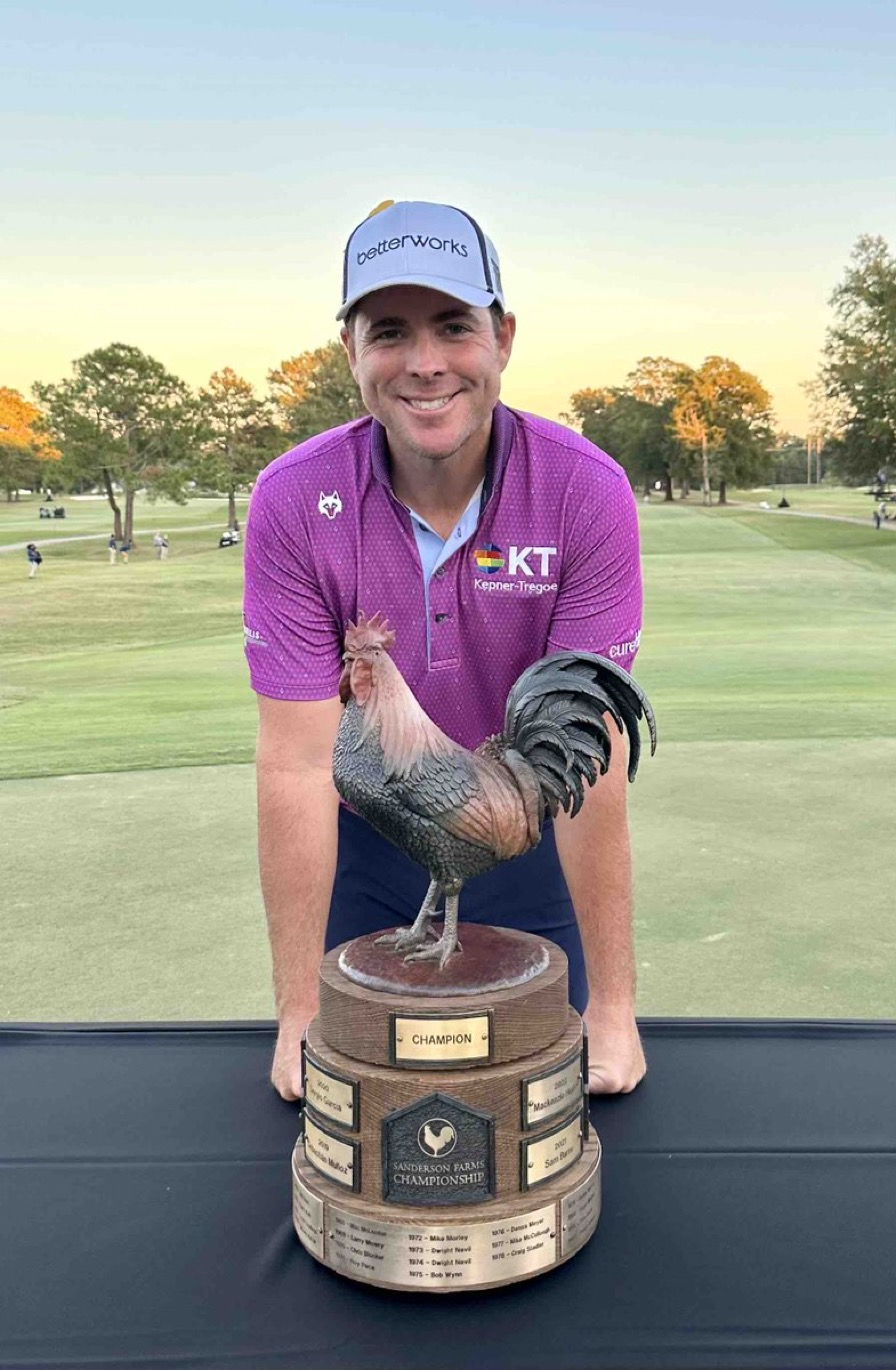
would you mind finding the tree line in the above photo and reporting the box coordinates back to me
[564,355,774,505]
[1,342,364,540]
[3,233,893,530]
[565,234,896,502]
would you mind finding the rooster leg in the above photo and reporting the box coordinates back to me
[404,891,461,969]
[375,879,442,952]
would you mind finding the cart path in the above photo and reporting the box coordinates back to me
[741,503,896,529]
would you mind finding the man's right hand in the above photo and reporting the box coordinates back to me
[271,1017,310,1101]
[256,694,342,1105]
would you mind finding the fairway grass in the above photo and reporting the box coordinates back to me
[731,483,892,521]
[0,493,247,548]
[1,765,271,1020]
[3,741,893,1021]
[2,493,894,1021]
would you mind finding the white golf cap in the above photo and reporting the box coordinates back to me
[338,199,506,321]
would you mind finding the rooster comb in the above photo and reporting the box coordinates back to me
[343,611,396,654]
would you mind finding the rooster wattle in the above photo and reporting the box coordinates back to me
[332,612,657,968]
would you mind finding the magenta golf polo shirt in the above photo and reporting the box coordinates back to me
[243,403,642,749]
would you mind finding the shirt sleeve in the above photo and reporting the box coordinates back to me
[242,470,343,700]
[547,459,643,672]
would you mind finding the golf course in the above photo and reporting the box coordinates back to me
[2,487,893,1024]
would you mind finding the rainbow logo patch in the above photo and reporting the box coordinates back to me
[473,543,505,574]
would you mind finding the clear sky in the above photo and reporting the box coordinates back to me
[3,0,894,434]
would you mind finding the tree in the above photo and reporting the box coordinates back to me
[770,432,812,486]
[673,357,774,504]
[567,360,694,500]
[627,356,694,408]
[34,344,199,542]
[822,235,896,483]
[197,368,281,530]
[568,387,683,498]
[625,357,696,498]
[268,341,365,444]
[0,388,60,501]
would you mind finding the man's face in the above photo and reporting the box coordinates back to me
[342,285,515,466]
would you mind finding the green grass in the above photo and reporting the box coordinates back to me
[1,490,894,1021]
[730,482,889,520]
[1,506,252,778]
[0,492,245,547]
[1,765,271,1020]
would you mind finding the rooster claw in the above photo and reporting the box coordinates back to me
[403,938,462,970]
[375,926,437,953]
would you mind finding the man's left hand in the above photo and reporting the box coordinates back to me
[583,1001,646,1094]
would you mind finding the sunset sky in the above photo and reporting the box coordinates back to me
[4,0,894,436]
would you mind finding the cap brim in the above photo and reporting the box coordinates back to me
[337,274,496,321]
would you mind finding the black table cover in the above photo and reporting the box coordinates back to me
[2,1020,895,1370]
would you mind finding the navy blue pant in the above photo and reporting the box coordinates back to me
[326,807,589,1014]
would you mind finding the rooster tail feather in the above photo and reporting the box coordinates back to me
[502,651,656,814]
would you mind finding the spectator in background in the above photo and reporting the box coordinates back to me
[26,544,42,578]
[120,540,132,564]
[160,533,169,560]
[109,535,118,564]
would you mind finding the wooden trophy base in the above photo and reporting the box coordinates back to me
[292,1131,601,1292]
[293,925,601,1291]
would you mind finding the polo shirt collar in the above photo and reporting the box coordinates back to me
[369,401,515,505]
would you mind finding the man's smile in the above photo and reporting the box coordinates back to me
[400,392,461,412]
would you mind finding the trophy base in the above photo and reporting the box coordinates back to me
[292,1130,601,1292]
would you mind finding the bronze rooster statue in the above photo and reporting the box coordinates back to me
[332,612,657,968]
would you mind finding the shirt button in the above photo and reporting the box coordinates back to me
[434,566,446,578]
[435,613,449,623]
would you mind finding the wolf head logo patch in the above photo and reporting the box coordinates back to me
[318,491,343,520]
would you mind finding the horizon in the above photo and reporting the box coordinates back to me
[4,0,894,437]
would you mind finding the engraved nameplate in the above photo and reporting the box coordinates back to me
[304,1112,360,1191]
[325,1203,557,1288]
[522,1048,583,1130]
[291,1151,326,1259]
[305,1055,358,1130]
[560,1141,602,1257]
[392,1012,491,1066]
[522,1111,583,1190]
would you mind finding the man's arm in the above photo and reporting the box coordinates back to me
[553,715,646,1094]
[256,693,343,1100]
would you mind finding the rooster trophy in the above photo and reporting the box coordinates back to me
[333,612,657,968]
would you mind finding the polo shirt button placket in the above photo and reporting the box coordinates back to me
[429,564,459,667]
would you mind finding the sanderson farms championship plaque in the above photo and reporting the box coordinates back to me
[291,923,601,1292]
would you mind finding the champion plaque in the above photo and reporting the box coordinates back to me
[522,1108,585,1190]
[303,1112,360,1192]
[391,1012,491,1066]
[303,1051,358,1130]
[291,927,604,1291]
[522,1047,584,1130]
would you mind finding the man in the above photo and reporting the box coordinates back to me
[244,199,645,1102]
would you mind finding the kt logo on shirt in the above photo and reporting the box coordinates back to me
[471,543,559,596]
